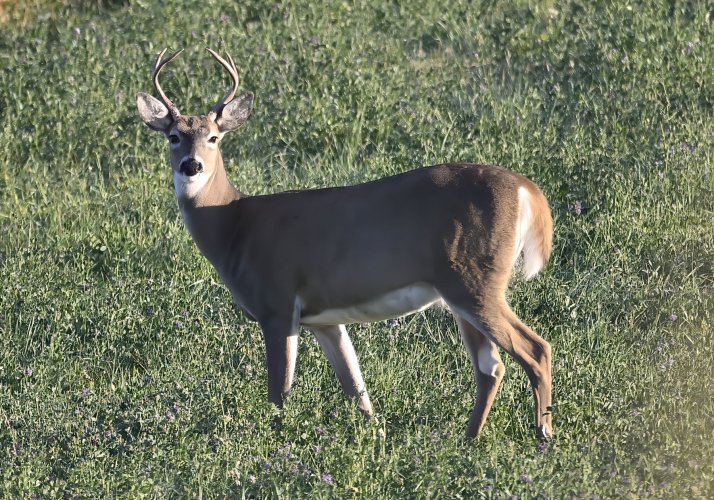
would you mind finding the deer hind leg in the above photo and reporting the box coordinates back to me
[455,315,505,438]
[443,288,552,439]
[503,309,553,439]
[309,324,373,417]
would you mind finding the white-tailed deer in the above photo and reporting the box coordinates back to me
[137,48,554,439]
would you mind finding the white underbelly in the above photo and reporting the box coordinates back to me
[300,283,443,326]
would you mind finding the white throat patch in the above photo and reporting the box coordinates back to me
[173,170,210,199]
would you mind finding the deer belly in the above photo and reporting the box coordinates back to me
[300,283,442,326]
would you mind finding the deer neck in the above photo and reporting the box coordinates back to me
[175,153,242,264]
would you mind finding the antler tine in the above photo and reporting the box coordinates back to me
[152,48,184,120]
[206,48,240,118]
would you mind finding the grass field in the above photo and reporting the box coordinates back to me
[1,0,713,497]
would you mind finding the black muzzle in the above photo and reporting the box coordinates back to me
[179,158,204,177]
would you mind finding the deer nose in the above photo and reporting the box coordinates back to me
[179,158,204,177]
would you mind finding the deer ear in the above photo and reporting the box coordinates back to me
[216,92,253,133]
[137,92,174,133]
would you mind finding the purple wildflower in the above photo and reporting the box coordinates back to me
[321,473,334,485]
[568,200,585,215]
[23,367,33,377]
[175,320,184,328]
[520,473,533,483]
[668,314,678,322]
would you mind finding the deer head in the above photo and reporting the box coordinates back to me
[136,48,253,199]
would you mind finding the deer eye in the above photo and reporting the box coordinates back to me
[169,135,180,144]
[208,136,218,144]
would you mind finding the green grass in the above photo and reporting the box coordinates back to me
[1,0,713,497]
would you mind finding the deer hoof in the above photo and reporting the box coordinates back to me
[536,425,552,440]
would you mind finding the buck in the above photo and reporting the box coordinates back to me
[137,48,554,439]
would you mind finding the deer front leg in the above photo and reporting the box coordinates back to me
[309,324,373,417]
[260,319,299,407]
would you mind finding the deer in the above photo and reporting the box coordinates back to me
[136,48,554,439]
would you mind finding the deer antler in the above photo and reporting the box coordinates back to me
[206,48,240,120]
[152,48,184,120]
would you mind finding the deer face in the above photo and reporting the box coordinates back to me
[169,115,218,176]
[137,48,253,199]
